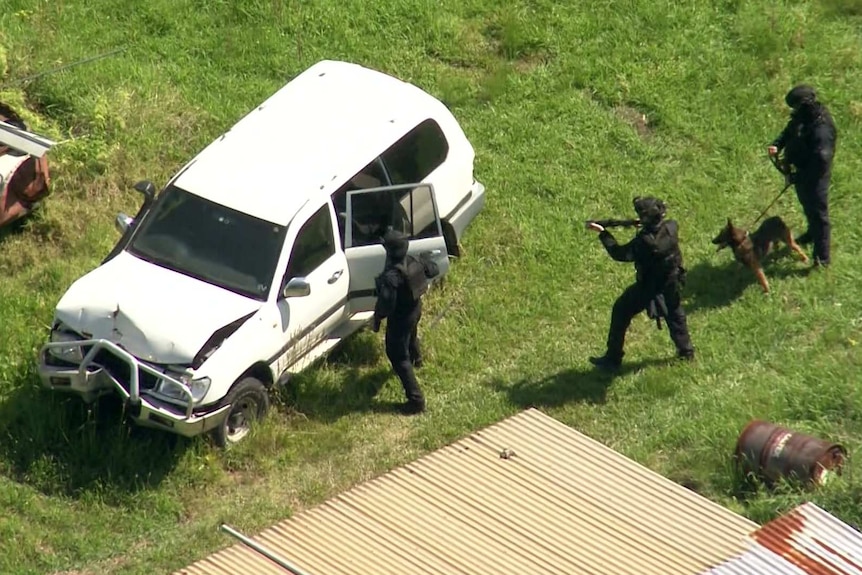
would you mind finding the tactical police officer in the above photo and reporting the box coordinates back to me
[768,84,837,267]
[587,196,694,370]
[372,229,439,414]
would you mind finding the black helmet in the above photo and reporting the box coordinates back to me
[785,84,817,109]
[382,228,409,261]
[633,196,666,226]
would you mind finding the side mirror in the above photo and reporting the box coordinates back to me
[133,180,156,204]
[115,212,134,234]
[282,277,311,299]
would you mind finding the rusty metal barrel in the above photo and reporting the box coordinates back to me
[735,420,847,487]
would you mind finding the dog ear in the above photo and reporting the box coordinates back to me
[727,217,732,226]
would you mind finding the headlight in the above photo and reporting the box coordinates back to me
[154,372,211,404]
[48,329,84,363]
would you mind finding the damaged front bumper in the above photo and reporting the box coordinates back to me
[37,338,229,437]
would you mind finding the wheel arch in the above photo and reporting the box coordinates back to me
[441,218,460,258]
[239,361,275,388]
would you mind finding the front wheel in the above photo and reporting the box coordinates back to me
[211,377,270,447]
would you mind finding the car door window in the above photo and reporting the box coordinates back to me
[379,119,449,185]
[345,183,443,248]
[331,158,389,248]
[342,182,450,314]
[284,205,335,282]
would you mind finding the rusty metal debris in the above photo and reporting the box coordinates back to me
[703,502,862,574]
[0,102,54,230]
[735,420,847,487]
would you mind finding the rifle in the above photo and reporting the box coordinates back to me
[584,218,640,230]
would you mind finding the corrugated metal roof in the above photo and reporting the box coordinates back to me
[700,502,862,574]
[175,408,757,575]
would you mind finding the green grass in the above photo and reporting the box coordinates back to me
[2,0,862,573]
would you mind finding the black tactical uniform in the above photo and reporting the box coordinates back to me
[373,229,439,414]
[771,85,837,266]
[589,197,694,370]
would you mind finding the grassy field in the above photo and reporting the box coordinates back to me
[2,0,862,573]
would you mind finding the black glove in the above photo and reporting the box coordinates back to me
[372,318,381,333]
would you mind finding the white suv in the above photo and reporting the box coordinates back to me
[37,60,485,446]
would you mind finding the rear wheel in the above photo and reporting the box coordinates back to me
[211,377,270,447]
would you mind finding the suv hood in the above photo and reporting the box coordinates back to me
[54,251,262,365]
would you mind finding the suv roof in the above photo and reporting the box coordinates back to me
[172,60,454,226]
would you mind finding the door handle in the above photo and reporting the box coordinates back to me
[328,269,344,284]
[422,249,442,257]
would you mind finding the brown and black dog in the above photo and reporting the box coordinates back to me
[712,216,809,293]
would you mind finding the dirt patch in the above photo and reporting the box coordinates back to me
[613,104,654,137]
[511,52,549,73]
[425,21,494,72]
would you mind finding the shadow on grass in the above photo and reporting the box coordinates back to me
[683,259,755,313]
[488,357,672,408]
[324,328,382,368]
[0,366,190,502]
[0,210,34,245]
[279,367,394,424]
[730,467,774,503]
[278,329,396,423]
[726,456,831,509]
[683,251,812,314]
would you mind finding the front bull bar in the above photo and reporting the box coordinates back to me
[41,338,196,418]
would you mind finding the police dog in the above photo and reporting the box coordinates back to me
[712,216,809,294]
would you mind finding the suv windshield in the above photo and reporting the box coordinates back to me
[127,185,286,300]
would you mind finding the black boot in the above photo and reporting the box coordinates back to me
[400,399,426,415]
[589,354,622,371]
[795,231,812,245]
[677,350,695,362]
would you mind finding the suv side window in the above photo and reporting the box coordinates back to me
[284,205,335,281]
[380,119,449,185]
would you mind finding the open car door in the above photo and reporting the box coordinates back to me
[344,182,450,314]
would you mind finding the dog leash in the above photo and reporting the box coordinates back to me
[749,180,792,229]
[749,155,793,229]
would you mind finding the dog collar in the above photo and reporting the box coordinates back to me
[728,230,748,248]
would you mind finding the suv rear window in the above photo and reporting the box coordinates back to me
[380,119,449,185]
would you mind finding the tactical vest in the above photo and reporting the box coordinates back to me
[785,110,835,171]
[396,256,429,302]
[634,221,682,289]
[784,121,809,168]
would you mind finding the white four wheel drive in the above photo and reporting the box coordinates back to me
[37,60,485,446]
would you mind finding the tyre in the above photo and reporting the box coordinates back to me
[211,377,270,448]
